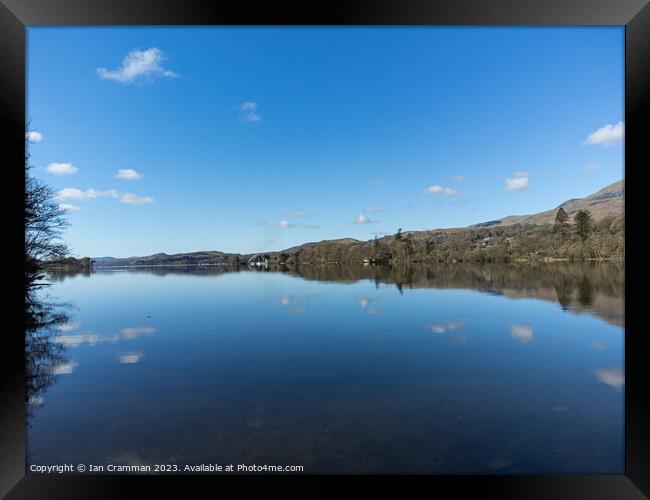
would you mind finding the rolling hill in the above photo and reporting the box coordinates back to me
[90,179,624,266]
[472,180,624,228]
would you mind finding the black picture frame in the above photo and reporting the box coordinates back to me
[1,1,648,497]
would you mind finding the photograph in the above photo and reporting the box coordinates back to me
[22,25,627,476]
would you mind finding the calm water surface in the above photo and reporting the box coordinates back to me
[27,263,624,474]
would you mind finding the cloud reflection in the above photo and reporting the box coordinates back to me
[594,367,624,390]
[52,361,78,375]
[58,322,80,332]
[54,326,156,347]
[119,352,144,364]
[590,340,605,351]
[425,321,463,334]
[357,297,371,308]
[511,324,534,343]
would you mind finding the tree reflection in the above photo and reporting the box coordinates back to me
[25,286,71,413]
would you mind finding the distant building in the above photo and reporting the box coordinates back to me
[248,254,271,266]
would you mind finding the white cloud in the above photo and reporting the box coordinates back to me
[594,367,624,390]
[26,131,43,142]
[46,162,78,176]
[115,168,144,180]
[511,324,534,343]
[423,185,459,196]
[505,172,529,191]
[119,352,143,364]
[58,203,80,212]
[97,48,179,84]
[449,175,464,183]
[120,193,154,205]
[354,213,376,224]
[584,163,599,172]
[238,101,261,123]
[583,121,624,146]
[56,188,153,206]
[56,188,119,201]
[278,220,296,228]
[287,210,305,217]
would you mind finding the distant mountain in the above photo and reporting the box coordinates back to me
[92,180,624,266]
[471,180,624,228]
[92,251,231,267]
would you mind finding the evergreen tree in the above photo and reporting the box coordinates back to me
[574,209,593,242]
[553,207,570,237]
[555,207,569,224]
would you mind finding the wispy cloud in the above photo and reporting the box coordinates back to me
[238,101,261,123]
[26,131,43,143]
[449,175,464,183]
[56,188,118,201]
[583,121,624,146]
[505,172,529,191]
[365,207,383,213]
[46,162,78,176]
[120,193,154,205]
[511,324,534,343]
[584,163,599,173]
[287,210,305,217]
[115,168,144,180]
[278,220,296,228]
[97,48,179,84]
[58,203,80,212]
[423,185,459,196]
[354,213,376,224]
[56,187,153,205]
[305,224,321,229]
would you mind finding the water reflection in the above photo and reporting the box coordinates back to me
[118,352,144,364]
[25,289,72,412]
[90,261,624,326]
[510,324,534,344]
[28,262,624,474]
[425,321,464,334]
[594,368,625,390]
[54,326,156,347]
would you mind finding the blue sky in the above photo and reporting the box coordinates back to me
[27,27,624,258]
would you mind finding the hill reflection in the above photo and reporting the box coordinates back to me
[51,262,624,326]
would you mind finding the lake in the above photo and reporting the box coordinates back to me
[27,263,624,474]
